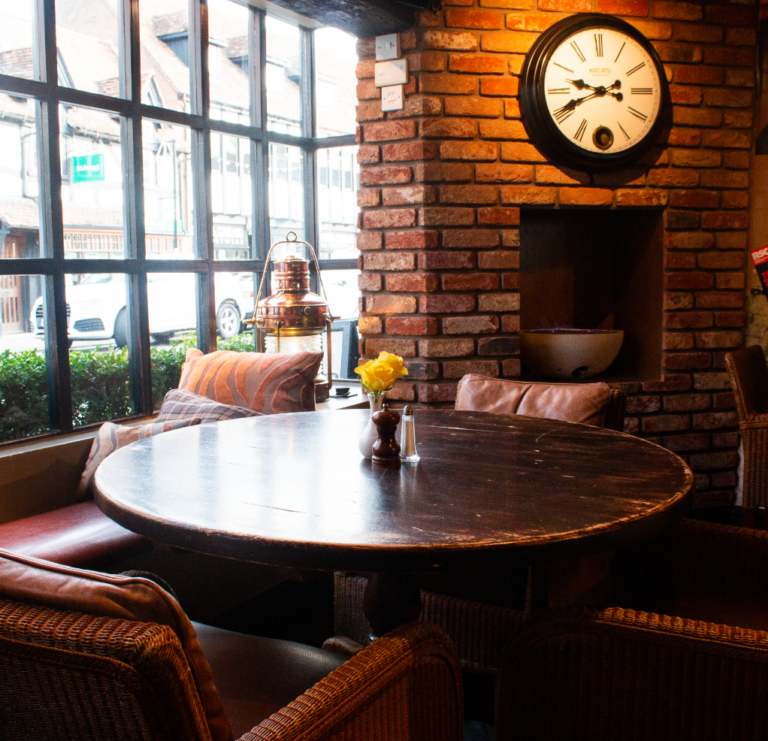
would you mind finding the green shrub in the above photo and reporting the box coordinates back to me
[0,331,258,443]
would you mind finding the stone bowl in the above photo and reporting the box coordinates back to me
[520,329,624,380]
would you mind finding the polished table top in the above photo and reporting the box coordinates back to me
[95,410,692,573]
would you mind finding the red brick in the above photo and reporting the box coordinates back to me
[662,433,710,452]
[363,120,417,143]
[535,165,590,185]
[674,24,723,43]
[446,8,503,28]
[364,252,416,271]
[358,188,381,208]
[696,293,744,309]
[500,186,556,205]
[689,450,739,469]
[364,209,417,229]
[480,77,519,96]
[478,250,519,269]
[386,316,439,336]
[670,149,720,168]
[359,272,383,293]
[712,430,739,446]
[504,11,562,29]
[705,5,755,25]
[423,30,479,51]
[626,395,662,414]
[705,47,753,67]
[723,110,753,129]
[478,337,520,355]
[668,191,720,209]
[382,142,438,162]
[406,51,445,73]
[663,331,695,349]
[501,314,520,332]
[388,96,442,119]
[616,190,668,207]
[383,383,416,402]
[500,143,547,162]
[405,361,440,381]
[726,69,755,88]
[539,0,590,10]
[700,170,750,189]
[673,65,724,85]
[478,207,521,225]
[692,412,738,430]
[502,357,521,377]
[443,229,500,248]
[701,212,749,230]
[641,375,693,393]
[505,97,522,116]
[502,273,520,290]
[664,393,711,412]
[358,316,383,334]
[697,252,744,270]
[365,338,417,357]
[420,339,474,357]
[419,294,475,313]
[643,414,691,433]
[673,108,723,128]
[670,86,703,106]
[560,188,614,207]
[668,129,701,148]
[715,232,747,251]
[715,311,746,328]
[666,293,694,310]
[723,151,751,169]
[419,384,459,403]
[656,43,703,64]
[379,272,434,293]
[665,273,714,290]
[713,392,736,410]
[627,19,673,40]
[421,118,477,139]
[653,1,701,20]
[440,141,498,161]
[646,168,700,187]
[449,54,507,74]
[726,27,757,46]
[382,185,437,206]
[443,315,500,334]
[419,251,475,269]
[444,360,500,379]
[357,145,380,165]
[445,97,502,117]
[715,273,745,289]
[420,73,477,95]
[502,230,520,247]
[365,295,417,314]
[414,162,474,183]
[595,0,648,15]
[664,311,713,329]
[420,207,475,226]
[481,0,536,8]
[478,292,520,311]
[665,253,696,270]
[666,211,700,231]
[443,272,500,290]
[476,163,534,183]
[360,166,413,186]
[480,31,538,53]
[703,89,753,109]
[358,232,383,251]
[441,184,498,204]
[386,230,439,250]
[696,331,743,349]
[356,80,379,100]
[663,353,713,371]
[356,59,375,79]
[479,120,528,140]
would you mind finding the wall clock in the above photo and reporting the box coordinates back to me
[519,14,669,170]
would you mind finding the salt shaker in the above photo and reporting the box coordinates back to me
[399,405,420,463]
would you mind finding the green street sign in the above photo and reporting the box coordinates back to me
[72,154,105,183]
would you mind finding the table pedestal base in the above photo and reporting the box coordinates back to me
[363,573,421,641]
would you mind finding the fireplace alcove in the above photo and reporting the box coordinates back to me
[519,209,664,383]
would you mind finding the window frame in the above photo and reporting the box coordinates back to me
[0,0,357,442]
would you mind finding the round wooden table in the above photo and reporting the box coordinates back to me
[95,409,692,635]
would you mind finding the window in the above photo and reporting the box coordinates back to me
[0,0,359,445]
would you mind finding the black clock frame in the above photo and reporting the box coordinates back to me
[519,14,670,171]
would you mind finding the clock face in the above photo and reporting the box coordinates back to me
[520,15,668,169]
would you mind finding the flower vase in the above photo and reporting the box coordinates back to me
[359,392,384,459]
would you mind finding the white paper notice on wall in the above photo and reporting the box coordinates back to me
[375,33,400,61]
[375,59,408,88]
[381,85,404,112]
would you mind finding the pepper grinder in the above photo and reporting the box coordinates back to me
[372,402,401,466]
[399,405,420,463]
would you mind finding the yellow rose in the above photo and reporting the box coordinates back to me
[355,351,408,393]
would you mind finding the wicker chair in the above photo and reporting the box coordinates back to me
[334,375,628,674]
[0,549,463,741]
[725,345,768,527]
[496,518,768,741]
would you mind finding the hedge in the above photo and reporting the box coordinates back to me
[0,333,256,443]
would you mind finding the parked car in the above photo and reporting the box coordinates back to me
[30,272,252,347]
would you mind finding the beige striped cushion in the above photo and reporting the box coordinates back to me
[178,348,322,414]
[76,418,201,500]
[156,389,262,424]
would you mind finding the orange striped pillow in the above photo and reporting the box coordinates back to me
[178,349,322,414]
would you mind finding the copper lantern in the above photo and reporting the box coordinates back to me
[245,232,334,402]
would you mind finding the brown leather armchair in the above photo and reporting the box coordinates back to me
[725,345,768,527]
[0,549,463,741]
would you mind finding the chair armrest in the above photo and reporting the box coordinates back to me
[239,622,463,741]
[497,606,768,741]
[742,412,768,428]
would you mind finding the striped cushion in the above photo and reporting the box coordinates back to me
[76,418,201,500]
[156,389,262,424]
[178,348,322,414]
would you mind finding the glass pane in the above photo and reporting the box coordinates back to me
[214,272,252,352]
[0,0,37,81]
[266,15,302,134]
[0,96,44,258]
[140,0,190,111]
[209,0,250,124]
[66,273,133,426]
[314,27,357,137]
[147,272,198,408]
[60,104,125,259]
[0,274,50,441]
[321,269,360,322]
[143,119,195,259]
[269,144,305,257]
[56,0,122,97]
[317,146,358,260]
[211,133,252,259]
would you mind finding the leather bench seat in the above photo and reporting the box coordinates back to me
[0,500,151,568]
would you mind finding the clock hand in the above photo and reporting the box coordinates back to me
[566,79,596,91]
[553,92,598,120]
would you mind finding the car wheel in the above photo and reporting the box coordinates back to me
[216,302,241,339]
[114,308,129,348]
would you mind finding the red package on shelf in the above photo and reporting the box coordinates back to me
[751,245,768,297]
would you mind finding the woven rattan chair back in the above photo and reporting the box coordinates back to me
[0,597,212,741]
[726,345,768,423]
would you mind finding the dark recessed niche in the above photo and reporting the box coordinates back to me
[519,209,664,383]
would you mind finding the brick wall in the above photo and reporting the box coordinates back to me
[355,0,757,508]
